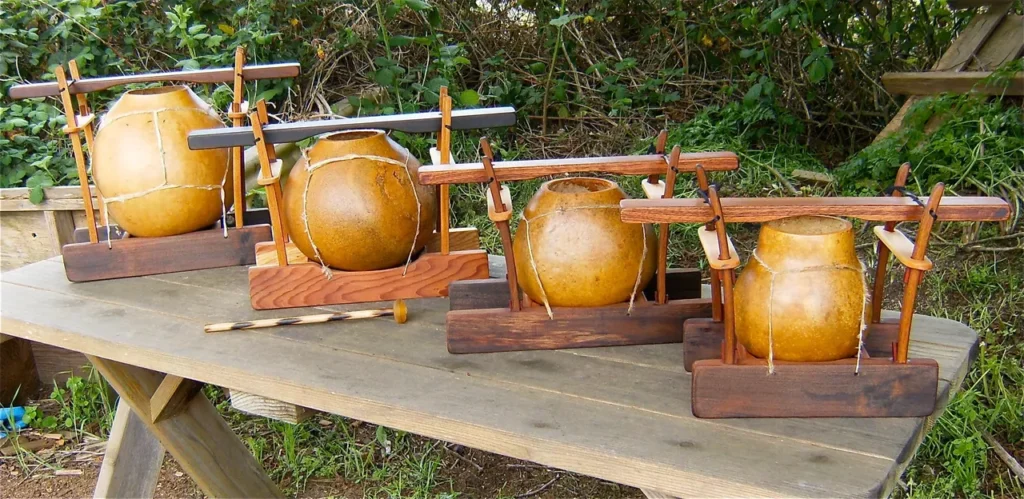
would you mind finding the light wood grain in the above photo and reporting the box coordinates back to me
[874,227,934,271]
[0,260,983,498]
[696,228,739,270]
[418,152,738,185]
[249,250,490,309]
[228,390,313,423]
[149,375,203,424]
[620,196,1011,223]
[94,400,165,499]
[881,71,1024,96]
[968,14,1024,70]
[86,356,282,498]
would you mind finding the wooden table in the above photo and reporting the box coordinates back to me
[0,258,979,498]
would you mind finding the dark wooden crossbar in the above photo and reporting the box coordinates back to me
[417,152,738,184]
[619,196,1011,223]
[8,63,300,99]
[188,107,517,149]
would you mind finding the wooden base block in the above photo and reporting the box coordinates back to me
[447,298,712,353]
[449,269,704,312]
[227,390,313,424]
[691,358,939,418]
[254,228,483,267]
[682,318,902,372]
[63,225,272,282]
[249,250,490,309]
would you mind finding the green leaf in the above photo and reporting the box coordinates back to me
[29,186,44,204]
[406,0,432,11]
[375,68,395,85]
[459,89,480,106]
[389,35,413,47]
[549,14,581,27]
[743,82,762,105]
[528,62,547,74]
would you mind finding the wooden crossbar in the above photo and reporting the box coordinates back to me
[188,107,517,150]
[417,151,738,185]
[620,196,1010,223]
[8,63,300,99]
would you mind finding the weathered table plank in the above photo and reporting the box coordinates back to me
[0,259,978,498]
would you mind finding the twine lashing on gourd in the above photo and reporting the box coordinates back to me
[519,204,648,320]
[749,250,869,375]
[298,142,423,279]
[96,107,230,246]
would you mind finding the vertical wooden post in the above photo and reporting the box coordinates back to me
[93,399,165,499]
[896,183,943,363]
[656,146,680,304]
[438,88,452,255]
[706,185,735,364]
[646,129,668,185]
[66,59,106,227]
[231,46,247,228]
[870,163,911,323]
[251,101,289,267]
[694,166,723,322]
[480,138,521,311]
[55,66,98,244]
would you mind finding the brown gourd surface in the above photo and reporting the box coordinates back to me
[283,130,438,271]
[92,86,233,237]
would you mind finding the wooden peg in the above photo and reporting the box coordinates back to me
[706,185,736,365]
[655,146,680,304]
[439,87,452,255]
[250,100,289,267]
[870,163,911,323]
[66,59,107,227]
[694,165,722,321]
[646,129,668,184]
[895,183,943,364]
[55,66,98,244]
[231,46,247,228]
[481,138,521,311]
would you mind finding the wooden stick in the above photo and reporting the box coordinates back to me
[231,47,247,228]
[250,101,289,267]
[204,300,407,333]
[619,196,1010,224]
[694,165,722,322]
[655,146,680,304]
[439,87,452,255]
[870,164,911,323]
[8,63,300,99]
[706,185,735,365]
[646,129,668,184]
[896,183,944,363]
[481,138,521,311]
[55,66,98,244]
[66,59,106,228]
[418,151,739,185]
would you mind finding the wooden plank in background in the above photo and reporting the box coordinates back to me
[0,186,99,211]
[968,14,1024,70]
[0,335,40,405]
[881,71,1024,96]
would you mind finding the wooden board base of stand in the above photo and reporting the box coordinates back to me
[62,225,272,282]
[248,250,490,309]
[682,318,903,372]
[445,272,711,353]
[691,357,939,418]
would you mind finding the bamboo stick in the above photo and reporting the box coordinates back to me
[204,300,407,333]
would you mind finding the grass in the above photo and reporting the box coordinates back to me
[9,95,1023,497]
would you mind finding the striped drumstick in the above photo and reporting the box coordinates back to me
[204,300,408,333]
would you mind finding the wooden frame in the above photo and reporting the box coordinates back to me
[188,89,517,309]
[619,164,1011,418]
[7,50,300,282]
[417,132,740,353]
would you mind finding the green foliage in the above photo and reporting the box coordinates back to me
[45,369,117,438]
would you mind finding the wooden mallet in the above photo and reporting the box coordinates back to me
[204,300,408,333]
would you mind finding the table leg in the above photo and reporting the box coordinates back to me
[86,356,282,498]
[641,488,681,499]
[94,399,165,498]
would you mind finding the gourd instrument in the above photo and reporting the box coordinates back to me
[7,49,299,282]
[416,134,740,353]
[619,164,1011,418]
[187,89,517,309]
